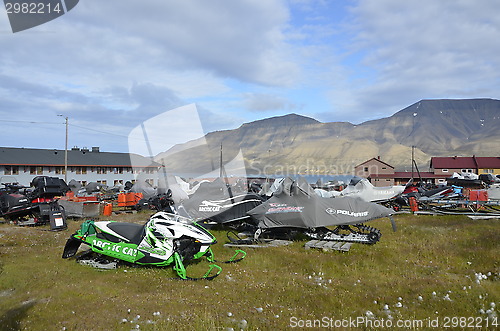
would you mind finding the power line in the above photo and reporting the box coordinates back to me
[0,118,141,140]
[0,119,61,125]
[68,123,132,139]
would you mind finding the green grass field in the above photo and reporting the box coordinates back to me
[0,212,498,330]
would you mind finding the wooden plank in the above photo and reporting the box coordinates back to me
[305,240,320,249]
[339,243,352,252]
[320,241,335,251]
[332,242,344,250]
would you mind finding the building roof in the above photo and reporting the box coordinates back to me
[0,147,160,168]
[474,157,500,169]
[431,156,500,169]
[355,157,394,169]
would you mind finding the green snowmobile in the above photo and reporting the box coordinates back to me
[62,211,245,280]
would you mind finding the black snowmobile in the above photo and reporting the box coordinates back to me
[0,176,69,227]
[134,190,177,212]
[177,177,265,229]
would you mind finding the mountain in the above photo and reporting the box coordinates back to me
[155,99,500,176]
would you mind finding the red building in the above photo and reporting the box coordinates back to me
[355,156,500,187]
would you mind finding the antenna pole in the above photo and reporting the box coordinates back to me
[219,143,223,178]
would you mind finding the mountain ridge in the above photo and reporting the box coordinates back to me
[156,98,500,176]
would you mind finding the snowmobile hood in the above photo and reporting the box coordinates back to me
[149,212,215,244]
[340,178,405,202]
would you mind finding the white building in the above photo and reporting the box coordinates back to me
[0,146,161,187]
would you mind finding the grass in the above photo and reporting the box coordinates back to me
[0,212,498,330]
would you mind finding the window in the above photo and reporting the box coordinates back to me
[364,167,368,172]
[30,166,36,174]
[75,167,87,175]
[438,179,446,183]
[96,167,110,174]
[484,169,494,174]
[113,167,124,174]
[4,166,11,175]
[442,169,448,173]
[37,167,43,175]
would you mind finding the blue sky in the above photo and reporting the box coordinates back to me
[1,0,499,154]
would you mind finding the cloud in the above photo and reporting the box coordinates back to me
[1,0,499,153]
[62,0,298,86]
[242,92,303,112]
[328,0,500,121]
[0,0,305,151]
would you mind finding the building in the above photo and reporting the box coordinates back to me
[430,156,500,177]
[356,155,500,187]
[354,157,395,185]
[0,146,161,186]
[370,171,440,186]
[354,157,438,186]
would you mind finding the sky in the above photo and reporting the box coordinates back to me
[1,0,499,155]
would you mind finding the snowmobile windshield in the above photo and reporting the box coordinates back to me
[150,212,195,226]
[0,176,19,185]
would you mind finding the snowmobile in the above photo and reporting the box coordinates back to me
[177,177,265,228]
[134,190,177,212]
[0,181,31,220]
[62,211,246,280]
[338,177,405,204]
[0,176,68,227]
[229,177,396,246]
[394,183,460,209]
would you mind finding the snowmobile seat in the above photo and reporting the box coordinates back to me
[107,222,145,244]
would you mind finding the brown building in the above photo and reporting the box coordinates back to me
[354,157,417,187]
[370,171,440,186]
[354,157,395,185]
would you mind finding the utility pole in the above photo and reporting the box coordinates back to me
[411,112,417,181]
[219,142,222,178]
[411,145,415,180]
[58,115,68,183]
